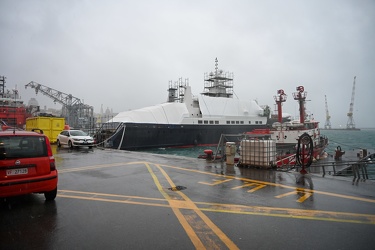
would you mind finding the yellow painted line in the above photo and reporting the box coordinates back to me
[58,162,141,173]
[160,163,375,203]
[275,190,314,203]
[195,202,375,225]
[59,189,167,202]
[57,190,375,225]
[198,178,232,186]
[155,164,239,250]
[144,163,205,250]
[58,161,375,204]
[231,182,267,193]
[58,194,171,208]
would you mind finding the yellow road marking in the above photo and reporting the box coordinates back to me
[154,164,239,250]
[160,163,375,203]
[199,178,232,186]
[275,190,314,203]
[145,163,206,249]
[58,161,375,204]
[58,162,142,173]
[57,190,375,225]
[232,182,267,193]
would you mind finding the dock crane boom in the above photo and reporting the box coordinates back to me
[346,76,356,129]
[25,81,95,129]
[324,95,331,129]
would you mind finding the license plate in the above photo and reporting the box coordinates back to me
[6,168,28,176]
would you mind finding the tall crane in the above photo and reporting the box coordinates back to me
[324,95,331,129]
[25,81,95,130]
[346,76,356,129]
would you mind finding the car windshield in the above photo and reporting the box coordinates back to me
[70,130,88,136]
[0,136,47,160]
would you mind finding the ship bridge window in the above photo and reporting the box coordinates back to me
[305,123,314,129]
[204,120,208,124]
[249,121,252,124]
[231,121,235,124]
[215,121,219,124]
[259,121,263,124]
[226,121,230,124]
[240,121,244,124]
[198,120,203,124]
[255,121,259,124]
[209,121,214,124]
[236,121,239,124]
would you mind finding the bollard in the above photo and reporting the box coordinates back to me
[203,149,213,161]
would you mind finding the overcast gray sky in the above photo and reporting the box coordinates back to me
[1,0,374,128]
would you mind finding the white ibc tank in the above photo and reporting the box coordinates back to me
[240,139,276,168]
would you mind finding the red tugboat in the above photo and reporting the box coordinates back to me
[0,76,33,129]
[245,86,329,167]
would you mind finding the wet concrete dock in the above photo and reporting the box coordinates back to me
[1,145,375,249]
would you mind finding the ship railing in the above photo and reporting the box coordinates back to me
[276,154,297,171]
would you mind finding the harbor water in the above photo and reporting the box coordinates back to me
[139,128,375,158]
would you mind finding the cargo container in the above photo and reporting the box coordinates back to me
[26,117,65,143]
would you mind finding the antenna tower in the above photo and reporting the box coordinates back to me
[346,76,356,129]
[324,95,331,129]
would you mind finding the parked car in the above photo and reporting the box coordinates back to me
[0,129,58,200]
[57,130,94,149]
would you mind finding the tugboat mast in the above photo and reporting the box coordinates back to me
[292,86,307,124]
[274,89,287,123]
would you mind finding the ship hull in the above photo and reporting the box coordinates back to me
[108,123,269,150]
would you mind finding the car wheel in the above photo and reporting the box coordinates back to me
[68,140,74,149]
[57,140,61,148]
[44,188,57,201]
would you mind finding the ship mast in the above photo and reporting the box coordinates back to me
[273,89,287,123]
[202,58,234,98]
[292,86,307,124]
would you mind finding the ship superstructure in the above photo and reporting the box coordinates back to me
[98,59,269,150]
[0,76,32,128]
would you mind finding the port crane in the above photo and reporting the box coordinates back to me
[346,76,356,129]
[324,95,331,129]
[25,81,95,130]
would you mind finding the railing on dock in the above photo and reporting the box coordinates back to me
[277,153,375,182]
[309,155,375,181]
[212,135,375,182]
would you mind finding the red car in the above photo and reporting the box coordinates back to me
[0,129,58,200]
